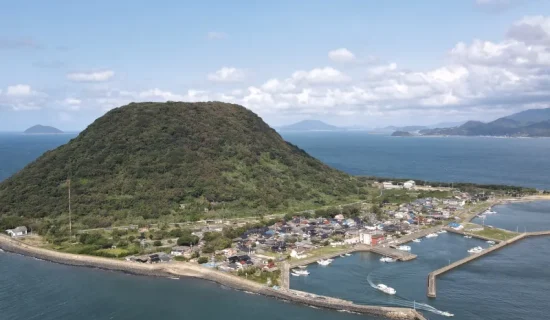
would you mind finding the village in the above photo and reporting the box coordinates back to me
[5,180,492,287]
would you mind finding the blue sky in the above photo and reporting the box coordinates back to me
[1,0,550,131]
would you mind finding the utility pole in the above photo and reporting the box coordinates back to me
[68,177,72,238]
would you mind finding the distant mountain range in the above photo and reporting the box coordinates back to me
[373,122,464,133]
[278,120,341,131]
[420,108,550,137]
[24,125,63,134]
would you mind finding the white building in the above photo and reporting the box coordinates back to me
[382,181,402,190]
[359,233,372,245]
[6,226,27,237]
[290,249,307,259]
[403,180,416,189]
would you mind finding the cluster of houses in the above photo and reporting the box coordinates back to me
[381,180,417,190]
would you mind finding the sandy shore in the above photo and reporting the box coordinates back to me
[0,234,425,320]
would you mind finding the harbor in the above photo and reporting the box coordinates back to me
[427,230,550,298]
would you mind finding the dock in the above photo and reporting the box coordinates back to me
[392,226,443,245]
[371,246,417,261]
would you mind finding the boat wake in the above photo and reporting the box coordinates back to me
[366,273,453,317]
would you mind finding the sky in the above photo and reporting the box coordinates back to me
[1,0,550,131]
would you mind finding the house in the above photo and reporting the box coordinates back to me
[382,181,402,190]
[403,180,416,190]
[290,249,307,259]
[170,246,190,256]
[6,226,27,237]
[371,234,385,245]
[359,233,372,245]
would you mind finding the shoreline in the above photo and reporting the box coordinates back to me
[0,234,425,320]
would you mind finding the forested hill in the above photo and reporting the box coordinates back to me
[0,102,366,230]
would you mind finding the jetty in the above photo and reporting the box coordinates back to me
[444,226,504,243]
[372,246,417,261]
[0,235,426,320]
[427,230,550,298]
[391,226,443,245]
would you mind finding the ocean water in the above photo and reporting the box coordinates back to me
[282,132,550,189]
[291,222,550,320]
[0,252,371,320]
[472,200,550,232]
[2,132,550,320]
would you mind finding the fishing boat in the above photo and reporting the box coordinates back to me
[437,230,447,234]
[317,259,332,266]
[463,235,472,239]
[440,311,454,317]
[484,209,497,215]
[344,253,352,257]
[292,269,310,276]
[397,245,411,251]
[425,233,438,238]
[376,284,396,295]
[340,254,346,257]
[467,246,483,254]
[412,239,421,243]
[297,265,307,269]
[487,240,496,245]
[379,257,395,263]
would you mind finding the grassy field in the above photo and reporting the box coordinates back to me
[465,224,518,241]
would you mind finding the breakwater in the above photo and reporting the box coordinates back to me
[444,227,504,243]
[427,231,550,298]
[0,235,424,320]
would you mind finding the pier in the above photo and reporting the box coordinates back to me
[371,246,417,261]
[391,226,443,245]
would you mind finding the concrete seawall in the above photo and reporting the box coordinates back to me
[0,235,425,320]
[428,233,528,298]
[444,227,505,243]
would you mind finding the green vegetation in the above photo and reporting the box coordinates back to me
[467,225,518,241]
[237,266,280,286]
[0,102,368,233]
[197,256,209,264]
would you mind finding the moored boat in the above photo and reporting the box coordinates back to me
[425,233,438,238]
[397,245,411,251]
[467,246,483,254]
[412,239,421,243]
[379,257,395,263]
[292,269,310,275]
[317,259,332,266]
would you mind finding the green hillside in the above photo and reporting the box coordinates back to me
[0,102,367,231]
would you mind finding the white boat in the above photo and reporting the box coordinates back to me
[463,235,472,239]
[440,311,454,317]
[437,230,447,234]
[467,246,483,254]
[291,272,306,277]
[292,269,310,276]
[340,254,346,258]
[379,257,395,263]
[425,233,438,238]
[484,210,497,215]
[344,253,352,257]
[412,239,421,243]
[317,259,332,266]
[397,245,411,251]
[376,284,396,295]
[297,265,307,269]
[487,240,496,245]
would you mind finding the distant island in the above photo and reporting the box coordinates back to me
[421,108,550,137]
[372,122,464,134]
[24,125,63,134]
[278,120,341,131]
[391,131,413,137]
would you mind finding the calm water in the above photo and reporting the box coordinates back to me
[282,132,550,189]
[292,201,550,320]
[472,201,550,232]
[0,252,371,320]
[1,133,550,319]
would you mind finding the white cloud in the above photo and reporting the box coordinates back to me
[67,70,115,82]
[291,67,350,84]
[207,31,228,40]
[6,84,33,96]
[208,67,245,82]
[328,48,356,63]
[64,98,81,105]
[261,78,296,93]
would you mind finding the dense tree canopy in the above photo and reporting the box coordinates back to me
[0,101,366,230]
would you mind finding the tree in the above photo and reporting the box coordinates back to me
[153,240,162,246]
[177,230,199,246]
[197,256,208,264]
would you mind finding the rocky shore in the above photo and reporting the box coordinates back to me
[0,235,425,320]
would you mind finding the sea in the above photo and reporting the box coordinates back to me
[1,131,550,320]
